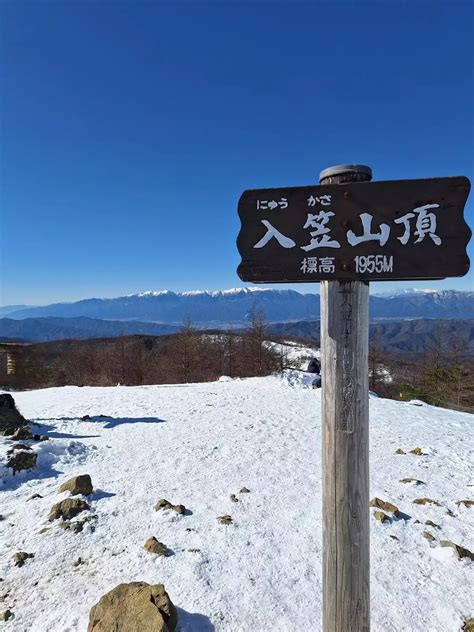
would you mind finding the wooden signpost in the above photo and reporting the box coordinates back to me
[236,165,471,632]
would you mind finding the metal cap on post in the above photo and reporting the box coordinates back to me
[319,164,372,185]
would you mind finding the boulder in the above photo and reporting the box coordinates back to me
[154,499,185,515]
[394,448,406,455]
[422,530,435,541]
[87,582,177,632]
[48,498,89,522]
[7,450,37,475]
[144,537,169,556]
[12,552,34,567]
[58,474,93,496]
[0,394,28,435]
[399,478,425,485]
[230,494,238,503]
[239,487,251,493]
[409,447,424,456]
[10,426,33,441]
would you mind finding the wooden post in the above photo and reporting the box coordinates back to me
[320,164,372,632]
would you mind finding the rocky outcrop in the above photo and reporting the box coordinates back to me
[87,582,177,632]
[0,394,28,435]
[48,498,89,522]
[58,474,93,496]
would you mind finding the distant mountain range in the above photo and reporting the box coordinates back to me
[0,316,178,343]
[1,288,473,328]
[269,318,474,356]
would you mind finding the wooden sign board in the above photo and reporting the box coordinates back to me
[237,176,471,282]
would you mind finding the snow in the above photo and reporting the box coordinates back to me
[1,379,473,631]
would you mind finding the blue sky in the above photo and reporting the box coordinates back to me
[1,0,473,305]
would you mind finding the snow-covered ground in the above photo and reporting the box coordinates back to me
[1,378,473,631]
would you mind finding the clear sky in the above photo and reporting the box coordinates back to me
[1,0,473,306]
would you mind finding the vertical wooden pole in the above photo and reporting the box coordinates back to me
[320,164,372,632]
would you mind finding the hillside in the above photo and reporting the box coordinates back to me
[269,318,474,356]
[1,378,473,631]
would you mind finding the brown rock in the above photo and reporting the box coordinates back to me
[412,498,441,507]
[395,448,406,455]
[58,474,93,496]
[399,478,425,485]
[7,450,37,475]
[0,609,13,622]
[11,426,33,440]
[217,515,233,525]
[48,498,89,522]
[422,530,436,541]
[154,499,185,515]
[463,618,474,632]
[59,521,85,534]
[440,540,474,561]
[409,447,424,456]
[144,537,169,556]
[456,500,474,508]
[87,582,177,632]
[424,520,440,529]
[12,551,34,567]
[369,497,399,514]
[373,511,389,523]
[239,487,251,493]
[8,443,32,452]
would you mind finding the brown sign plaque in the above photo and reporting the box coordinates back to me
[237,176,471,282]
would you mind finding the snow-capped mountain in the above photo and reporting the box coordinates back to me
[1,288,473,325]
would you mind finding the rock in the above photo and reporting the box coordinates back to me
[463,618,474,632]
[0,609,13,621]
[373,511,389,523]
[48,498,89,522]
[412,498,441,506]
[424,520,440,529]
[456,500,474,508]
[422,530,436,541]
[58,474,93,496]
[188,548,201,553]
[8,443,32,452]
[394,448,406,455]
[399,478,425,485]
[0,394,28,435]
[409,447,424,455]
[369,497,399,514]
[59,521,85,534]
[440,540,474,561]
[73,557,83,567]
[230,494,238,503]
[144,537,170,556]
[87,582,177,632]
[10,426,33,440]
[12,551,34,567]
[27,493,43,501]
[7,450,37,474]
[217,515,233,525]
[38,527,50,534]
[81,415,91,420]
[154,499,185,515]
[389,535,399,541]
[239,487,251,493]
[33,434,49,441]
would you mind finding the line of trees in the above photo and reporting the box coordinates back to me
[1,307,282,390]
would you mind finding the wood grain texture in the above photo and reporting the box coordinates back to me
[321,280,370,631]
